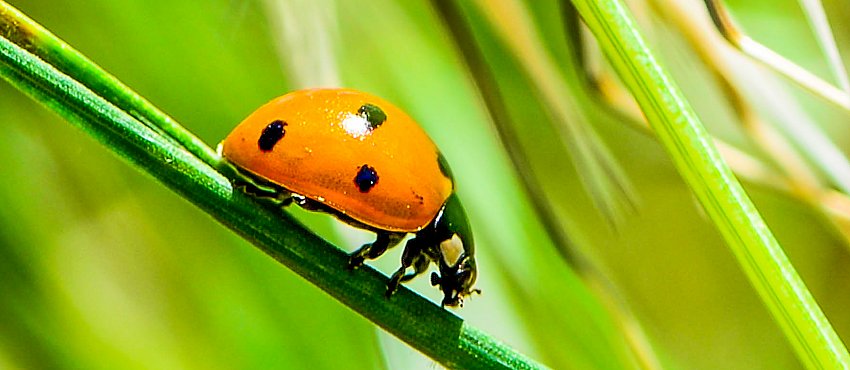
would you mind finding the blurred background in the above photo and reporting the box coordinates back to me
[2,0,850,369]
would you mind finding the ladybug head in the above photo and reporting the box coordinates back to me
[431,253,479,307]
[429,194,480,307]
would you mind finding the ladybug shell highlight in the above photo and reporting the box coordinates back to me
[221,88,454,232]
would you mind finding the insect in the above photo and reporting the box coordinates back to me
[219,88,479,307]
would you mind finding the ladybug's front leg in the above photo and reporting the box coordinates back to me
[386,237,430,297]
[348,232,405,269]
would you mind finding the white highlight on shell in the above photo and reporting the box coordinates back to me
[341,113,371,138]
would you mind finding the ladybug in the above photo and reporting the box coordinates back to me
[219,88,480,307]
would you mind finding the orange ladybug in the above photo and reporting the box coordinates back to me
[219,88,479,307]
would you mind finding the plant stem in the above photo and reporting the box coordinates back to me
[0,3,544,369]
[569,0,850,368]
[0,2,219,168]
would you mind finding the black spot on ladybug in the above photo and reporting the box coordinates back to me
[354,164,379,193]
[358,103,386,130]
[258,120,287,152]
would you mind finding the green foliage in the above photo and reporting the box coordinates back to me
[2,0,850,369]
[0,2,545,369]
[572,0,849,368]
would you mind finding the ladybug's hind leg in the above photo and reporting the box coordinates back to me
[221,159,290,205]
[348,232,405,269]
[238,184,291,205]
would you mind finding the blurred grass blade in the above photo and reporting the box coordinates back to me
[798,0,850,95]
[0,4,545,369]
[701,0,850,196]
[262,0,339,88]
[431,0,579,265]
[763,79,850,195]
[648,0,850,249]
[0,2,218,167]
[432,2,659,368]
[745,64,850,198]
[570,0,850,368]
[469,0,638,226]
[704,0,850,112]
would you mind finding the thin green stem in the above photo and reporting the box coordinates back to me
[0,2,219,167]
[0,3,544,369]
[570,0,850,368]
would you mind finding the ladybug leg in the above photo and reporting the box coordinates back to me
[400,256,430,283]
[237,183,291,205]
[221,160,290,205]
[386,238,431,297]
[348,232,405,269]
[230,182,290,206]
[397,244,431,286]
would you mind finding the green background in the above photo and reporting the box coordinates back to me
[2,0,849,369]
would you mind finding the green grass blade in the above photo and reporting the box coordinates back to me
[0,2,218,168]
[0,5,545,370]
[430,0,579,265]
[569,0,850,368]
[469,0,638,227]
